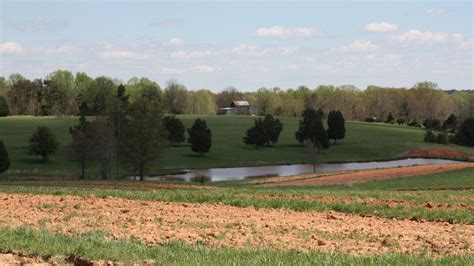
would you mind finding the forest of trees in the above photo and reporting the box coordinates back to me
[0,70,473,123]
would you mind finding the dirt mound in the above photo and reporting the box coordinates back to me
[0,193,472,257]
[258,163,474,187]
[405,149,474,160]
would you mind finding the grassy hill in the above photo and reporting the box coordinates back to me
[0,115,472,176]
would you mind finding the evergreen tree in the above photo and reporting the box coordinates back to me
[442,114,458,131]
[295,108,330,149]
[188,119,212,155]
[28,126,59,162]
[0,140,10,174]
[386,112,395,123]
[69,104,90,179]
[0,96,10,117]
[455,118,474,147]
[163,115,185,145]
[244,114,283,147]
[327,110,346,144]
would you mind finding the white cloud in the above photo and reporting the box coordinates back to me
[255,26,314,37]
[190,65,217,73]
[426,9,446,16]
[363,22,398,32]
[34,45,81,55]
[395,30,473,49]
[170,50,212,59]
[332,40,378,53]
[168,38,184,47]
[0,42,25,55]
[170,44,298,60]
[100,50,151,60]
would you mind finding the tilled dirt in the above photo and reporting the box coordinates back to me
[257,163,474,187]
[405,149,474,160]
[0,193,472,257]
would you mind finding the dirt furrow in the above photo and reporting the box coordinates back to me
[0,193,473,257]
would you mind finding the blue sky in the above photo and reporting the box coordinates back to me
[0,1,472,91]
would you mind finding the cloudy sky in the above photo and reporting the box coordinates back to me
[0,0,472,91]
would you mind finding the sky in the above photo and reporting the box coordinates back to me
[0,0,473,91]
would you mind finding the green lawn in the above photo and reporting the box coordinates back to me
[0,115,472,176]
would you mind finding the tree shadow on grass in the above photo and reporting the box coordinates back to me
[18,158,52,165]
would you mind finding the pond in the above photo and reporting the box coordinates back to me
[148,158,460,182]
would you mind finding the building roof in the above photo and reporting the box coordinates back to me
[231,100,250,107]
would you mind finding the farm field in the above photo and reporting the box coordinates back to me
[0,165,473,264]
[0,115,473,177]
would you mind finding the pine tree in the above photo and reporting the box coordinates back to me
[69,104,90,179]
[163,115,185,145]
[327,110,346,144]
[0,140,10,174]
[295,108,330,149]
[0,96,10,117]
[188,119,212,155]
[244,114,283,147]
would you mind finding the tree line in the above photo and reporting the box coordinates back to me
[0,70,473,123]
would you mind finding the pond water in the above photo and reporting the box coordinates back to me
[148,158,459,182]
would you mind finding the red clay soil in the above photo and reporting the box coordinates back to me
[258,163,474,187]
[0,193,473,257]
[1,181,217,190]
[405,149,474,160]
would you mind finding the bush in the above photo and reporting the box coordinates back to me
[190,174,211,184]
[0,140,10,174]
[396,118,405,126]
[436,132,448,144]
[385,113,395,124]
[364,117,376,123]
[424,130,437,143]
[407,120,421,128]
[423,118,442,130]
[28,126,59,162]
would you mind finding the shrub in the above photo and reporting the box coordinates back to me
[28,126,59,162]
[424,130,436,143]
[436,132,448,144]
[190,174,212,184]
[385,113,395,124]
[423,118,442,130]
[408,120,421,128]
[364,117,376,123]
[396,118,405,126]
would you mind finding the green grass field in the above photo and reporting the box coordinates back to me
[0,115,472,176]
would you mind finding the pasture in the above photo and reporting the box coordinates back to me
[0,115,471,177]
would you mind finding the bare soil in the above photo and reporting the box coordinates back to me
[405,149,474,160]
[0,193,472,257]
[257,163,474,187]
